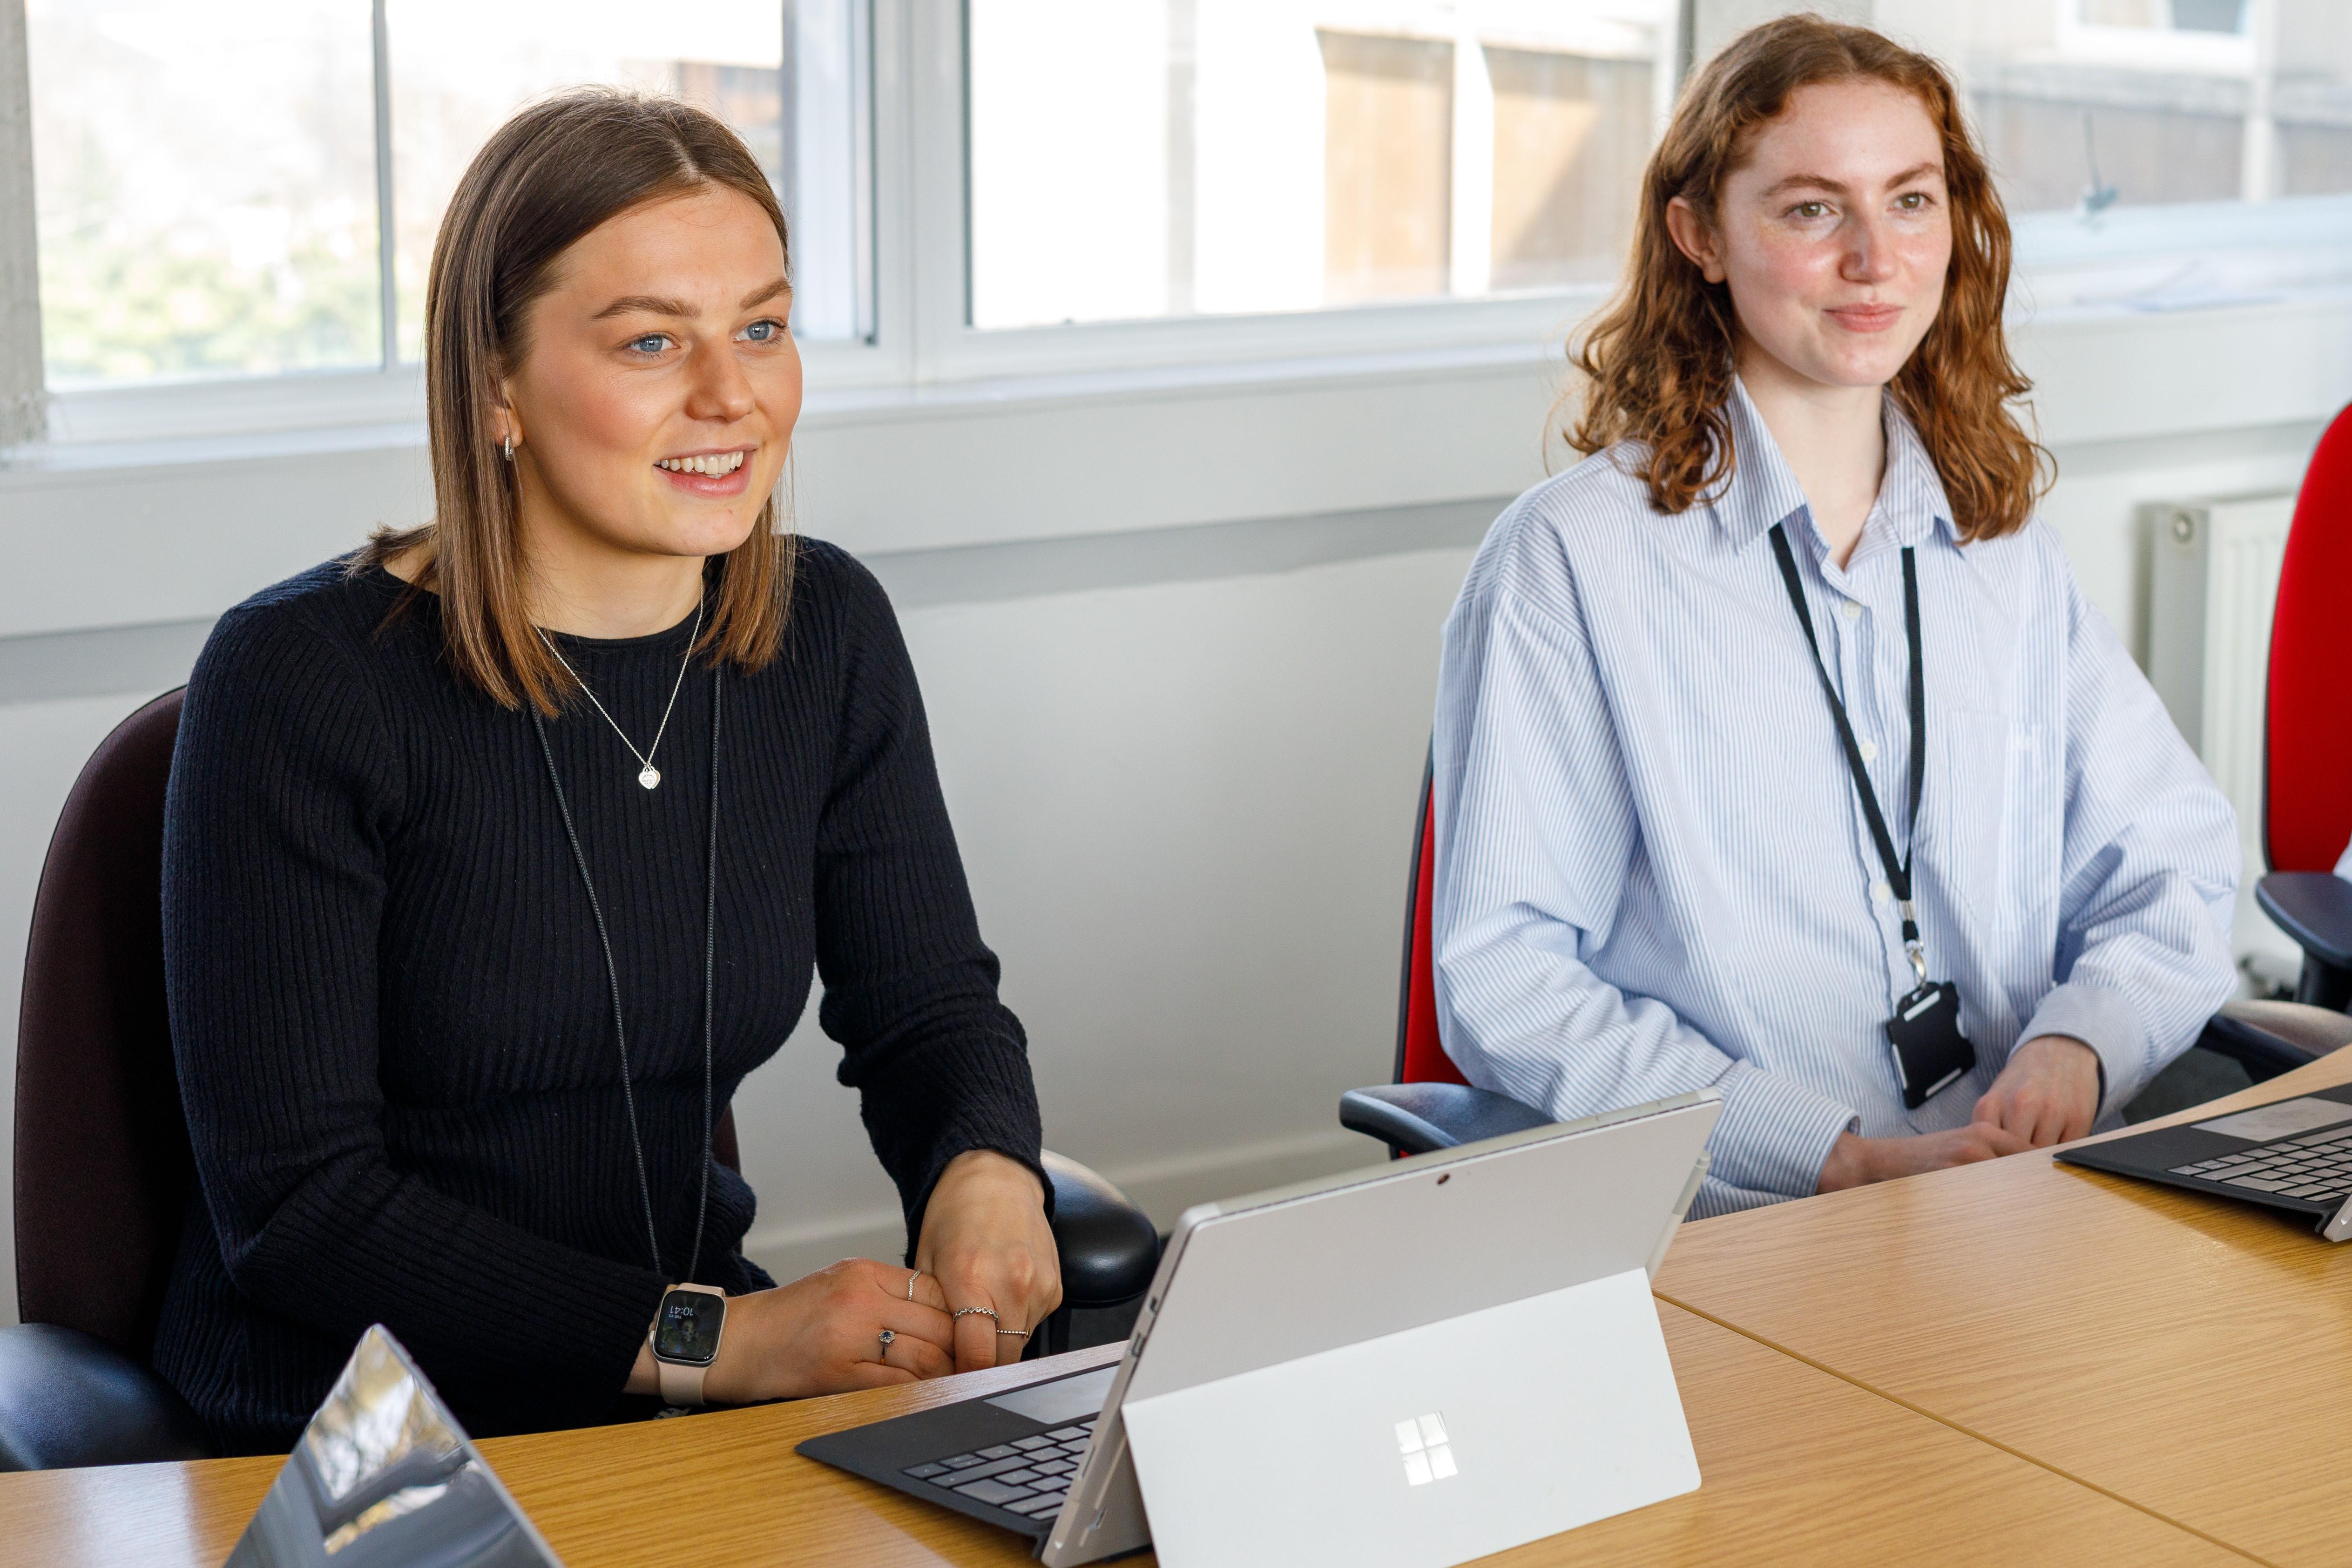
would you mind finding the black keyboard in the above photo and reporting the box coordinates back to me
[2170,1122,2352,1201]
[896,1413,1097,1521]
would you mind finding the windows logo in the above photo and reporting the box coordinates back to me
[1395,1412,1457,1486]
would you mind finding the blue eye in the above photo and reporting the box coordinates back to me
[740,319,783,343]
[629,333,670,354]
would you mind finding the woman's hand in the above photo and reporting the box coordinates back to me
[1971,1034,2101,1148]
[629,1259,959,1403]
[1813,1035,2100,1195]
[915,1149,1062,1373]
[1816,1122,2029,1192]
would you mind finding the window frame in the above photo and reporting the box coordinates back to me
[14,0,2352,457]
[25,0,913,446]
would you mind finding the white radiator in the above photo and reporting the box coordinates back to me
[2143,493,2298,987]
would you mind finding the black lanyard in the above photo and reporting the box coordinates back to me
[1767,523,1928,984]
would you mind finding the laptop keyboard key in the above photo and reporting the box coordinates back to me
[955,1478,1036,1506]
[941,1453,986,1470]
[1013,1436,1055,1451]
[903,1463,949,1479]
[977,1446,1019,1460]
[1046,1426,1087,1441]
[997,1468,1041,1487]
[2223,1176,2297,1191]
[1011,1495,1067,1518]
[931,1457,1027,1487]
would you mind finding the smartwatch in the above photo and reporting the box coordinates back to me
[649,1283,727,1406]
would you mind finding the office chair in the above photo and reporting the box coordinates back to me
[2251,403,2352,1010]
[0,689,1156,1470]
[1340,755,2352,1158]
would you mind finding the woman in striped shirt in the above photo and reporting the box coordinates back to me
[1430,16,2238,1217]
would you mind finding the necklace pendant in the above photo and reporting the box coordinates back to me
[638,765,661,790]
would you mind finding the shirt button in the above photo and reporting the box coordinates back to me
[1859,739,1879,762]
[1839,601,1862,622]
[1871,880,1892,903]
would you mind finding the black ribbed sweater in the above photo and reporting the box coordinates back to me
[155,540,1043,1454]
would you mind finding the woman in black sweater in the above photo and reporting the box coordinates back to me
[157,90,1059,1454]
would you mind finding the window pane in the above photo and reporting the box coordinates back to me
[1319,31,1454,305]
[967,1,1674,330]
[1851,2,2352,214]
[27,0,380,385]
[385,0,869,357]
[1488,46,1654,291]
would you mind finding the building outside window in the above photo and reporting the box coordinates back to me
[966,1,1673,329]
[967,0,2352,330]
[12,0,2352,408]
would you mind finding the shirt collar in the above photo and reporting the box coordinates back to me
[1707,376,1958,554]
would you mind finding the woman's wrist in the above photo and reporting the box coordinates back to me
[697,1288,772,1405]
[925,1149,1048,1222]
[1817,1133,1874,1193]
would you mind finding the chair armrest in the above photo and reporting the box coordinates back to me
[2197,998,2352,1084]
[1338,1083,1554,1156]
[0,1324,213,1471]
[1041,1151,1159,1311]
[2255,872,2352,971]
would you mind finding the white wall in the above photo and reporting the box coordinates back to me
[0,296,2342,1314]
[741,542,1480,1277]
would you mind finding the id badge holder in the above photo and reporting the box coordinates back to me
[1885,980,1976,1111]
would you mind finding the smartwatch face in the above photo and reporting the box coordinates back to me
[653,1291,725,1365]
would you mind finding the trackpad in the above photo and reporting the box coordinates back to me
[987,1366,1117,1426]
[2196,1097,2352,1142]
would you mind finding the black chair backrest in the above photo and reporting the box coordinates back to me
[11,688,745,1363]
[14,689,190,1357]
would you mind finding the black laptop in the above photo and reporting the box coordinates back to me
[797,1362,1118,1541]
[2057,1081,2352,1240]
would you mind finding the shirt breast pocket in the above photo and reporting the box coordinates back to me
[1930,708,2013,926]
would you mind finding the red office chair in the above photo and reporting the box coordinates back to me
[2251,404,2352,1010]
[1340,753,2352,1158]
[1339,756,1552,1156]
[0,688,1155,1470]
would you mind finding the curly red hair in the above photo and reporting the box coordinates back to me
[1568,14,2049,539]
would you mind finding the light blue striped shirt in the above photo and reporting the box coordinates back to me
[1431,381,2240,1218]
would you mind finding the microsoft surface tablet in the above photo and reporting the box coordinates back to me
[800,1088,1720,1566]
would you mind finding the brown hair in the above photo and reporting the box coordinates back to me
[359,87,797,713]
[1568,14,2049,539]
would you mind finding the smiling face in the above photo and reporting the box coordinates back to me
[1668,78,1953,397]
[498,182,801,586]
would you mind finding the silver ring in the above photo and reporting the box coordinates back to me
[995,1328,1031,1338]
[906,1271,921,1302]
[953,1306,1000,1327]
[878,1328,896,1354]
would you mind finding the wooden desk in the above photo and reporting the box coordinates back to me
[0,1302,2236,1567]
[1656,1047,2352,1568]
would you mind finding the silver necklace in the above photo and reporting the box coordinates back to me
[535,599,703,790]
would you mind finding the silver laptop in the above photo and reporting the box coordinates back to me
[800,1088,1721,1568]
